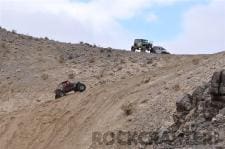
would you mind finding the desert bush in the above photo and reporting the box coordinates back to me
[192,58,200,65]
[152,63,157,67]
[120,59,126,64]
[129,58,137,63]
[107,48,112,53]
[68,54,73,60]
[89,58,95,63]
[1,42,7,48]
[72,60,78,64]
[141,76,151,84]
[100,49,105,53]
[28,36,33,40]
[80,41,84,44]
[58,55,65,63]
[121,102,134,116]
[44,37,49,40]
[121,76,126,79]
[117,66,123,71]
[173,84,181,91]
[68,73,75,79]
[146,58,153,64]
[41,73,48,80]
[12,29,17,34]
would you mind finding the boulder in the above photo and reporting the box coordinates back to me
[149,70,225,148]
[210,70,225,102]
[176,94,193,112]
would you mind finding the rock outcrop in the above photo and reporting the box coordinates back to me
[152,70,225,148]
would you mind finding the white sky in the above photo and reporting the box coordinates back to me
[0,0,224,54]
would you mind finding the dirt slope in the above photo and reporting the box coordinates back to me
[0,27,225,149]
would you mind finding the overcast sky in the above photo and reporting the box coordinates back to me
[0,0,224,54]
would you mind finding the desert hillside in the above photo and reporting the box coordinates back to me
[0,27,225,149]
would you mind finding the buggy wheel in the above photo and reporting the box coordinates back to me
[76,83,86,92]
[131,47,135,52]
[55,91,65,99]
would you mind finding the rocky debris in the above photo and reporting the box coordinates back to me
[150,70,225,148]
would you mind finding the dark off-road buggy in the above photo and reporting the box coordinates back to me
[54,81,86,99]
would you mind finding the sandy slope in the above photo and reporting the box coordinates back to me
[0,28,225,149]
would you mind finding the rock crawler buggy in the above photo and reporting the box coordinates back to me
[55,80,86,99]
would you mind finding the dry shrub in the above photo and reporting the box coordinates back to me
[100,49,105,53]
[68,54,73,60]
[121,102,134,116]
[192,58,200,65]
[142,76,151,84]
[120,59,126,64]
[129,58,137,63]
[58,55,65,63]
[173,84,181,91]
[107,48,112,52]
[1,42,7,48]
[12,29,17,34]
[28,36,33,40]
[44,37,49,40]
[121,76,126,79]
[152,63,157,67]
[89,58,95,63]
[68,73,75,79]
[72,60,78,64]
[117,66,123,71]
[41,74,48,80]
[99,69,105,78]
[146,58,153,64]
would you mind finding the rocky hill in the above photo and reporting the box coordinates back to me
[0,27,225,149]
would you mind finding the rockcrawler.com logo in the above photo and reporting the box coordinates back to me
[91,130,222,146]
[92,131,154,146]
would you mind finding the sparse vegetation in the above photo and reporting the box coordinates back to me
[68,54,73,60]
[98,69,105,79]
[1,42,7,49]
[121,102,134,116]
[41,73,48,80]
[58,55,65,63]
[120,59,126,64]
[68,73,75,79]
[28,36,33,40]
[117,66,123,71]
[89,58,95,63]
[141,76,151,84]
[129,58,137,63]
[12,29,16,34]
[173,84,181,91]
[100,49,105,53]
[192,58,200,65]
[146,58,153,64]
[106,48,112,53]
